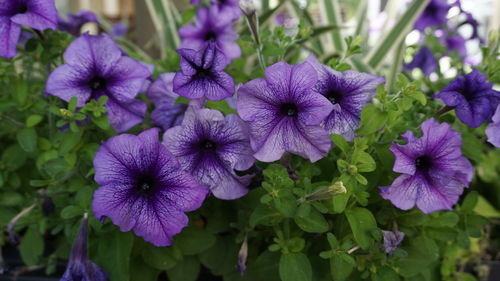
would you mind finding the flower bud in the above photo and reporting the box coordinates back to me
[239,0,256,17]
[305,181,347,201]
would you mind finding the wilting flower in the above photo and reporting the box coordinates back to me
[46,33,151,132]
[306,56,384,140]
[381,230,405,254]
[486,105,500,148]
[380,118,473,214]
[237,61,334,162]
[58,10,98,37]
[92,128,208,246]
[163,108,254,200]
[0,0,58,58]
[404,46,438,76]
[61,214,108,281]
[179,6,241,60]
[173,43,234,101]
[414,0,450,31]
[434,69,500,128]
[236,235,248,275]
[442,35,467,57]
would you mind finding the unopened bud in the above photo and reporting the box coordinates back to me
[305,181,347,201]
[236,235,248,275]
[60,108,73,118]
[239,0,256,17]
[348,165,358,174]
[331,181,347,195]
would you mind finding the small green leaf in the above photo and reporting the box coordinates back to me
[19,226,44,266]
[60,205,83,219]
[294,208,329,233]
[174,226,216,255]
[331,134,350,153]
[141,242,181,270]
[68,96,78,112]
[426,212,459,228]
[167,256,200,281]
[461,191,478,212]
[250,204,281,227]
[330,254,354,281]
[345,207,377,249]
[279,252,312,281]
[357,104,387,136]
[262,42,285,57]
[17,127,37,152]
[26,115,43,127]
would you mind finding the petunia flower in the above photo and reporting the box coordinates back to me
[92,128,208,246]
[60,214,108,281]
[442,34,467,57]
[414,0,450,31]
[46,33,151,132]
[58,10,98,37]
[306,55,384,141]
[237,61,334,162]
[110,22,127,38]
[381,230,405,254]
[486,105,500,148]
[0,0,58,58]
[433,69,500,128]
[404,46,438,76]
[179,5,241,60]
[163,108,254,200]
[380,118,473,214]
[173,43,234,101]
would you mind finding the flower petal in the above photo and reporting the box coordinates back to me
[105,98,147,133]
[0,16,21,59]
[45,64,92,107]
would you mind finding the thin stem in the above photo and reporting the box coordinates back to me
[33,29,45,41]
[435,105,454,117]
[347,245,360,254]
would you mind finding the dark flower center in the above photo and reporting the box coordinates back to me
[204,31,217,42]
[16,3,29,14]
[199,139,217,151]
[415,155,432,170]
[326,89,344,104]
[88,76,107,91]
[135,175,156,195]
[280,103,299,117]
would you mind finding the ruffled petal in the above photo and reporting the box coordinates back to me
[106,56,151,103]
[105,98,147,133]
[0,16,21,59]
[11,0,58,30]
[45,64,92,107]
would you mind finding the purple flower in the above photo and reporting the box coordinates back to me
[414,0,450,31]
[179,6,241,60]
[110,22,127,38]
[163,108,254,200]
[212,0,242,21]
[46,33,151,132]
[486,105,500,148]
[237,61,334,162]
[61,214,108,281]
[380,118,473,214]
[58,10,98,37]
[173,43,234,101]
[442,35,467,57]
[92,128,208,246]
[0,0,58,58]
[404,46,438,76]
[306,55,384,141]
[434,69,500,128]
[381,230,405,254]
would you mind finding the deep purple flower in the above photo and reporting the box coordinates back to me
[179,6,241,60]
[442,35,467,57]
[306,56,384,141]
[46,33,151,132]
[163,108,254,200]
[381,230,405,254]
[60,214,108,281]
[0,0,58,58]
[404,46,438,76]
[173,43,234,101]
[92,128,208,246]
[434,69,500,128]
[380,118,473,214]
[110,22,127,38]
[414,0,450,31]
[486,105,500,148]
[237,61,334,162]
[58,10,98,37]
[190,0,241,21]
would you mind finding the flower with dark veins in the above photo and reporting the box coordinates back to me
[486,105,500,148]
[381,229,405,254]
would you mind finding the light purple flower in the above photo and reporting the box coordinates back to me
[381,230,405,254]
[404,46,438,76]
[486,105,500,148]
[306,55,384,141]
[163,108,254,200]
[237,61,334,162]
[434,69,500,128]
[92,128,208,246]
[190,0,241,21]
[58,10,98,37]
[46,33,151,132]
[414,0,450,31]
[173,43,234,101]
[0,0,58,58]
[179,6,241,60]
[380,118,473,214]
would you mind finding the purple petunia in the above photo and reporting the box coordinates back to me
[46,33,151,132]
[486,105,500,148]
[404,46,438,76]
[381,230,405,254]
[58,10,98,37]
[414,0,450,31]
[179,6,241,60]
[442,34,467,57]
[173,43,234,101]
[380,118,473,214]
[110,21,127,38]
[434,69,500,128]
[92,128,208,246]
[163,108,254,200]
[0,0,58,58]
[237,61,334,162]
[306,55,384,141]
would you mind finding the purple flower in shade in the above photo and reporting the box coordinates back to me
[0,0,58,59]
[179,6,241,60]
[306,55,384,141]
[173,43,234,101]
[163,108,254,200]
[110,22,127,38]
[237,62,334,162]
[46,33,151,132]
[58,10,98,37]
[190,0,241,21]
[414,0,450,31]
[486,105,500,148]
[61,214,108,281]
[92,128,208,246]
[433,69,500,128]
[442,35,467,57]
[404,46,438,76]
[381,230,405,254]
[380,118,473,214]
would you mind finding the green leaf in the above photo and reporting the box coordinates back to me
[95,231,134,281]
[26,115,43,127]
[474,195,500,218]
[141,242,181,270]
[345,207,377,249]
[199,236,239,276]
[262,42,285,57]
[327,193,350,214]
[354,151,376,172]
[60,205,83,219]
[426,212,459,228]
[397,235,439,277]
[167,256,200,281]
[130,257,160,281]
[330,254,354,281]
[294,208,329,233]
[331,134,350,153]
[357,104,387,136]
[2,145,27,171]
[19,226,44,266]
[17,127,37,152]
[279,252,312,281]
[174,226,216,255]
[68,96,78,112]
[250,204,281,227]
[0,192,23,206]
[319,0,345,52]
